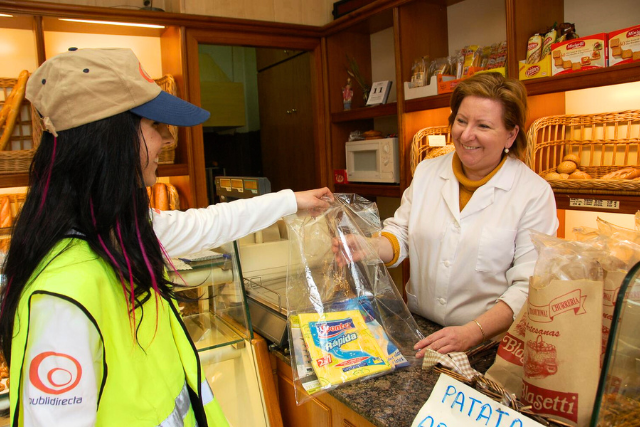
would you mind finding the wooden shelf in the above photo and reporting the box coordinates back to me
[331,102,397,123]
[554,192,640,215]
[334,182,401,198]
[0,174,29,188]
[524,62,640,96]
[404,93,451,113]
[158,163,189,177]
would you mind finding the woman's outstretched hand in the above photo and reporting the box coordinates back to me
[294,187,333,211]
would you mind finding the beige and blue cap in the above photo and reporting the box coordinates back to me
[26,47,210,136]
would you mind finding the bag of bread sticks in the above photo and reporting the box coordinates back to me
[284,194,423,405]
[522,231,605,426]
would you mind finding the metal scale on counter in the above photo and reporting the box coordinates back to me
[214,176,291,348]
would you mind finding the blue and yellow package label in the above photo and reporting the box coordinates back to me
[299,310,392,387]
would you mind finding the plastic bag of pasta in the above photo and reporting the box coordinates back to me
[284,194,423,405]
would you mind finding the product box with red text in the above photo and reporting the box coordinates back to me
[551,33,608,76]
[519,56,552,80]
[608,24,640,66]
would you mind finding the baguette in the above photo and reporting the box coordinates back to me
[0,196,12,228]
[0,70,29,151]
[601,167,640,180]
[167,183,180,211]
[153,183,169,210]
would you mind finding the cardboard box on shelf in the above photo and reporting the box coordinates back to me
[551,33,608,76]
[436,74,459,94]
[519,56,552,80]
[436,67,506,95]
[404,75,454,99]
[608,24,640,66]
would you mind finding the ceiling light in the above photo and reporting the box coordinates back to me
[0,14,13,17]
[59,18,164,29]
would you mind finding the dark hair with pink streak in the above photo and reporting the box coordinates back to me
[0,111,176,361]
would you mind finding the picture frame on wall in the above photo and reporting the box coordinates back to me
[366,81,393,106]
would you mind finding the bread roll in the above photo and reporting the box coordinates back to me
[0,196,12,228]
[559,173,570,179]
[153,183,169,210]
[569,170,592,179]
[562,154,581,167]
[601,167,640,180]
[545,172,562,181]
[557,161,577,174]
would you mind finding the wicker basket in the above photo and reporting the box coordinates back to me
[155,74,178,165]
[410,125,454,176]
[525,110,640,195]
[0,76,41,174]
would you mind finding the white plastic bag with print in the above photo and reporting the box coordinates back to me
[284,194,423,405]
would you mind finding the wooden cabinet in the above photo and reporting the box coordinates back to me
[257,52,317,192]
[321,0,640,203]
[275,356,377,427]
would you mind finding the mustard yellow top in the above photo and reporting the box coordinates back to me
[452,152,507,211]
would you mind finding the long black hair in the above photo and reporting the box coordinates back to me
[0,112,175,361]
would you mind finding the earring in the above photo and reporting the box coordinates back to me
[504,147,509,154]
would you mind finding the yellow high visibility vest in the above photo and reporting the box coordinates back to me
[10,238,229,426]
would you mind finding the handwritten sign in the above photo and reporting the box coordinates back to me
[411,374,544,427]
[427,135,447,147]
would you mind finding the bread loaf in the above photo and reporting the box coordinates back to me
[601,167,640,180]
[153,183,169,210]
[149,183,180,210]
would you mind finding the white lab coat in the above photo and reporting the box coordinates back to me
[383,153,558,326]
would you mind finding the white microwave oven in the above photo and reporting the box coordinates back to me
[345,137,399,183]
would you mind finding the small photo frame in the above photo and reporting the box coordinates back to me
[366,81,393,106]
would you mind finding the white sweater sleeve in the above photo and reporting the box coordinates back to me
[21,294,103,427]
[152,189,297,257]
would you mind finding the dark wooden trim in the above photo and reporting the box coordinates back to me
[157,163,189,177]
[331,102,397,122]
[0,174,29,188]
[32,15,46,65]
[334,183,401,197]
[523,62,640,96]
[0,0,323,38]
[554,193,640,215]
[404,94,450,112]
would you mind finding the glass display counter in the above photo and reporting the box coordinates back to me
[170,241,270,427]
[592,261,640,426]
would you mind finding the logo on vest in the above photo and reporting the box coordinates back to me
[29,351,82,395]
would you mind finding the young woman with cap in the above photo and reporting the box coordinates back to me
[0,48,331,427]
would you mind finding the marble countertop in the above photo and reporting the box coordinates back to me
[275,314,497,427]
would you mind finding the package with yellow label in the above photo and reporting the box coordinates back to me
[284,194,424,405]
[298,310,392,391]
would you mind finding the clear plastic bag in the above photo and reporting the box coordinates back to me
[284,194,423,405]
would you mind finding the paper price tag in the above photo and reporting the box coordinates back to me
[427,135,446,147]
[411,374,544,427]
[569,198,619,209]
